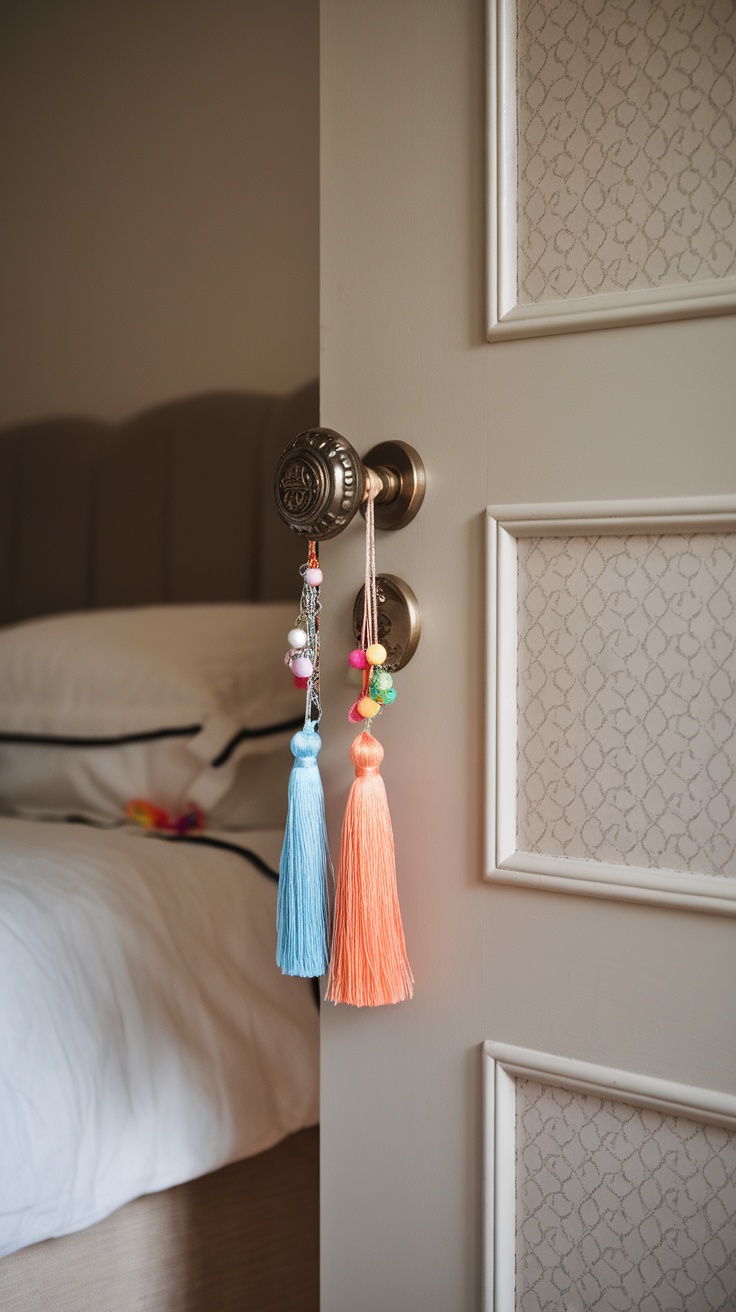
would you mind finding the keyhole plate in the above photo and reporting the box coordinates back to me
[352,574,421,671]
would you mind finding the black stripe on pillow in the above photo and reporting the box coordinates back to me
[0,715,304,759]
[0,725,201,748]
[210,717,303,767]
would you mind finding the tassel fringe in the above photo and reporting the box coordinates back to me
[276,725,331,977]
[326,732,413,1007]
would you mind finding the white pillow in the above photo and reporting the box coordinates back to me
[0,604,303,827]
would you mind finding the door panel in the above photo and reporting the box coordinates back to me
[487,500,736,914]
[320,2,736,1309]
[484,1043,736,1310]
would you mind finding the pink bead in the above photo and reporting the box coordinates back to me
[305,567,323,586]
[294,675,310,689]
[349,648,367,669]
[348,699,364,724]
[292,655,313,678]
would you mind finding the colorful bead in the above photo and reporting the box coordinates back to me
[366,643,387,666]
[357,696,381,719]
[287,627,308,649]
[292,655,314,678]
[125,799,204,833]
[376,686,396,705]
[172,805,205,835]
[305,567,323,586]
[348,699,364,723]
[126,798,168,830]
[349,648,368,669]
[375,670,393,691]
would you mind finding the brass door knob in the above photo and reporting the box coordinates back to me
[274,429,425,540]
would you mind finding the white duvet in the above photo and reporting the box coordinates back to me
[0,818,318,1257]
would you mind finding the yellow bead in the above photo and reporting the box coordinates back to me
[365,643,387,666]
[357,696,381,719]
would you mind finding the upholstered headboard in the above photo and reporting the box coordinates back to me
[0,381,317,625]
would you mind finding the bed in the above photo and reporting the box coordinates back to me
[0,381,320,1312]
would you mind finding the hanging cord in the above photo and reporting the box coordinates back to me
[298,540,322,727]
[360,478,378,654]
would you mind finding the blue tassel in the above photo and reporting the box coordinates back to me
[276,723,332,977]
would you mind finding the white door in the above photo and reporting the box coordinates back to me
[319,2,736,1309]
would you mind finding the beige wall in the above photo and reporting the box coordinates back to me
[0,0,318,426]
[320,1,736,1309]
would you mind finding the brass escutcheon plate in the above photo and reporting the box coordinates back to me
[352,574,421,671]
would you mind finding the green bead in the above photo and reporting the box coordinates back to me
[377,686,397,705]
[375,670,394,691]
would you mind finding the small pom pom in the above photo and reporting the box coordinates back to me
[305,567,323,586]
[375,670,393,691]
[292,655,314,678]
[366,643,387,666]
[349,648,368,670]
[288,627,308,649]
[376,686,397,705]
[348,699,364,723]
[357,696,381,719]
[294,675,310,689]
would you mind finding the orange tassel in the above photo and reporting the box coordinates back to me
[325,731,413,1007]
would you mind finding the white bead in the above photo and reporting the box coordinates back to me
[288,627,308,649]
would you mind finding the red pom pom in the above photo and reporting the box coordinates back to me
[349,648,367,670]
[294,674,310,689]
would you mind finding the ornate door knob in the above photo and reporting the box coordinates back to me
[274,429,425,540]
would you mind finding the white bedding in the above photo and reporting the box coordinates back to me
[0,818,318,1257]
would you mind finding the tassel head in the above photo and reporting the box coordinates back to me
[350,731,383,772]
[291,725,322,766]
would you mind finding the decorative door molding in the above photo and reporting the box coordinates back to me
[486,496,736,915]
[486,0,736,339]
[483,1041,736,1311]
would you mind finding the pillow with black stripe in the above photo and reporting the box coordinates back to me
[0,605,304,829]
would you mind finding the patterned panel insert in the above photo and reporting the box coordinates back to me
[516,533,736,877]
[515,1079,736,1311]
[516,0,736,304]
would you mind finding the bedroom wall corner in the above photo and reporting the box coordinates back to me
[0,0,319,427]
